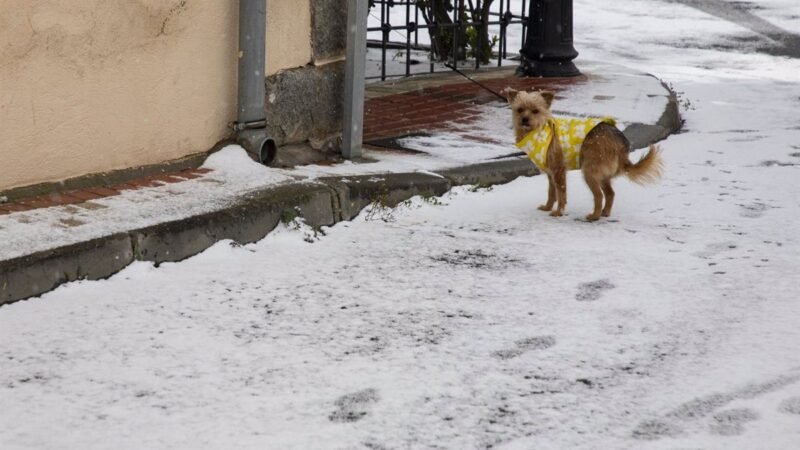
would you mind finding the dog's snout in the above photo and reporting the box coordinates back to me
[521,117,530,125]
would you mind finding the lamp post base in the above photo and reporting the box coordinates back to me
[516,58,581,78]
[517,0,581,78]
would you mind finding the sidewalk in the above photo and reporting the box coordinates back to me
[0,60,680,305]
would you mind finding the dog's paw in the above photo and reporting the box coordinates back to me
[549,210,564,217]
[538,204,553,212]
[585,214,601,222]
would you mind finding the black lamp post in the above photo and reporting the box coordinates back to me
[517,0,581,77]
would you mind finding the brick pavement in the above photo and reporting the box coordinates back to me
[0,168,212,216]
[363,72,587,143]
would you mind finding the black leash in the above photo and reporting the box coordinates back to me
[444,63,508,102]
[487,151,526,160]
[443,63,528,160]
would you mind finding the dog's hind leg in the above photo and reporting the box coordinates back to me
[601,179,615,217]
[538,174,556,212]
[584,174,603,221]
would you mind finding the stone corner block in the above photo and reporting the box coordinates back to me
[0,235,133,306]
[438,159,537,187]
[320,172,452,221]
[131,183,336,264]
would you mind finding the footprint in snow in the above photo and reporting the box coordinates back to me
[493,335,556,360]
[778,396,800,415]
[693,241,738,260]
[739,202,774,218]
[576,279,615,302]
[329,388,380,423]
[636,372,800,441]
[709,408,759,436]
[631,419,682,440]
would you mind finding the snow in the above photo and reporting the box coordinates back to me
[3,1,800,449]
[200,145,278,179]
[0,146,296,261]
[0,65,668,262]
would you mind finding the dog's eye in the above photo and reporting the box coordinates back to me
[516,108,524,114]
[532,109,540,114]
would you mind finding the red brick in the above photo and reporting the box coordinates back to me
[173,171,201,180]
[110,183,139,191]
[425,102,458,112]
[68,190,104,201]
[449,94,479,103]
[386,94,419,104]
[375,129,408,138]
[368,128,400,138]
[128,179,164,188]
[403,118,437,127]
[192,168,212,174]
[150,174,185,184]
[450,84,479,93]
[365,99,396,108]
[437,84,461,92]
[411,97,440,110]
[392,103,420,112]
[462,134,503,144]
[18,196,59,209]
[2,202,34,212]
[441,112,470,121]
[20,193,85,208]
[368,101,396,110]
[85,187,120,197]
[50,193,85,205]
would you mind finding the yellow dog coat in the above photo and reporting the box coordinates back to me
[516,116,616,170]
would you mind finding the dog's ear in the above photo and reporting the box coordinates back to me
[540,91,555,108]
[503,87,519,104]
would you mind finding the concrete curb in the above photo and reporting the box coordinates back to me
[439,158,539,186]
[623,76,683,150]
[0,235,134,305]
[0,80,681,307]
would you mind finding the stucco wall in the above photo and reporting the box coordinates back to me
[0,0,312,191]
[267,0,311,75]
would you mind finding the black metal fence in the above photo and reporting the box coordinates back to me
[367,0,531,81]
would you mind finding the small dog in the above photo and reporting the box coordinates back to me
[506,88,663,221]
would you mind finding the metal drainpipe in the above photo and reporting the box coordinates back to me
[234,0,276,164]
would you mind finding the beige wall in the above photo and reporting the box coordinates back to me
[267,0,311,75]
[0,0,311,191]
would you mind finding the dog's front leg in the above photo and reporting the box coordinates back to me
[544,133,567,217]
[550,169,567,217]
[538,174,556,211]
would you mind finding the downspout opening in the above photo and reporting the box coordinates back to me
[235,129,276,166]
[259,138,277,165]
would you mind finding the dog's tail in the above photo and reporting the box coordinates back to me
[623,144,664,185]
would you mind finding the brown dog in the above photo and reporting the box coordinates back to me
[506,89,663,221]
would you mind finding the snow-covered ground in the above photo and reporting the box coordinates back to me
[0,58,669,262]
[2,1,800,449]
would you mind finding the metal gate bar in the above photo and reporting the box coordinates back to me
[367,0,530,81]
